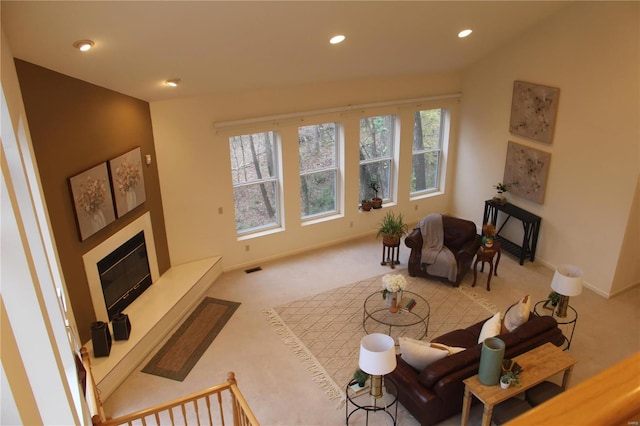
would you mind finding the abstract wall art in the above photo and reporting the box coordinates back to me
[503,141,551,204]
[508,81,560,144]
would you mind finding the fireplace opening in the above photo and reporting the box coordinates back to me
[98,231,152,320]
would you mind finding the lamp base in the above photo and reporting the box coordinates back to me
[369,375,383,399]
[556,295,570,318]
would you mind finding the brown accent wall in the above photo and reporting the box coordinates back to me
[14,59,170,343]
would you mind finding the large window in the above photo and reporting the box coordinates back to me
[411,109,443,194]
[229,131,280,234]
[359,115,396,202]
[299,123,339,219]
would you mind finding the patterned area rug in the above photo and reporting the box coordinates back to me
[263,270,497,403]
[142,297,240,381]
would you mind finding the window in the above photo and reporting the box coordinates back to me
[359,115,396,202]
[229,131,280,234]
[411,109,443,194]
[299,123,339,219]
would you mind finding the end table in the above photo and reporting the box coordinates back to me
[472,242,501,291]
[346,376,398,425]
[533,300,578,350]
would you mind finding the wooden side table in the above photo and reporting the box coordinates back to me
[381,242,400,269]
[472,242,501,291]
[461,343,576,426]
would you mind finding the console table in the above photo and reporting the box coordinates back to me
[483,200,541,265]
[461,343,576,426]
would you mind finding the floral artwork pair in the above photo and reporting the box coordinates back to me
[69,147,146,241]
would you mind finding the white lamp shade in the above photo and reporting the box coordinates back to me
[358,333,397,375]
[551,264,584,296]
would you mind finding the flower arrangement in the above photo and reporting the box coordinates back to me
[382,273,407,299]
[76,176,107,215]
[115,161,141,195]
[482,222,497,238]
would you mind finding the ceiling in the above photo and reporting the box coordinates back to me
[2,1,567,103]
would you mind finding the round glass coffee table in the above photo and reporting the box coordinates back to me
[362,290,430,342]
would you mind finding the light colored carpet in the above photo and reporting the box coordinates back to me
[264,270,498,403]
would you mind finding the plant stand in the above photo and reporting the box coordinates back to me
[381,241,400,269]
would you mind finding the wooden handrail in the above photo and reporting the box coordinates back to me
[92,371,259,426]
[506,351,640,426]
[82,346,259,426]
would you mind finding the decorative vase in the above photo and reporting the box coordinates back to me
[478,337,505,385]
[90,210,106,232]
[385,291,396,307]
[500,379,511,389]
[125,189,137,210]
[493,193,507,205]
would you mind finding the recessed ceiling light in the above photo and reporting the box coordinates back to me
[73,40,94,51]
[458,29,473,38]
[164,79,181,87]
[330,35,346,45]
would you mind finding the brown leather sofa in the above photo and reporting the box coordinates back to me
[405,215,482,286]
[387,314,565,426]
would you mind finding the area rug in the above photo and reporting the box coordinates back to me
[142,297,240,381]
[263,271,497,403]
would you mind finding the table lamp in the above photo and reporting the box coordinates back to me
[359,333,397,398]
[550,264,583,317]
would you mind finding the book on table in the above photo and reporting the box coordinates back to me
[401,298,416,312]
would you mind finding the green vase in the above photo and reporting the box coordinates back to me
[478,337,505,385]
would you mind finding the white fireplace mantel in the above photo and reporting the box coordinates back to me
[82,212,159,323]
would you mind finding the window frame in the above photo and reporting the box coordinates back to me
[358,114,397,204]
[410,108,446,196]
[229,130,283,236]
[298,122,341,221]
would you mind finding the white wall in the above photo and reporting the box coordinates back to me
[454,2,640,296]
[150,74,462,269]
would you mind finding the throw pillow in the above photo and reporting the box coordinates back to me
[477,312,502,343]
[430,343,467,355]
[503,295,531,332]
[399,337,449,371]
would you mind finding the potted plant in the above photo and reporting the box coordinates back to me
[500,359,522,388]
[500,369,521,388]
[500,374,512,389]
[544,291,561,310]
[353,368,369,387]
[369,181,383,209]
[376,211,408,246]
[361,199,372,211]
[493,182,508,205]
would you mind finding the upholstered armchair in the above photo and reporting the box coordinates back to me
[405,214,482,286]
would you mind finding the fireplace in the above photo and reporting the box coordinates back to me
[98,231,152,319]
[83,212,160,323]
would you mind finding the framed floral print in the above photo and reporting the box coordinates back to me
[69,162,116,241]
[109,147,146,218]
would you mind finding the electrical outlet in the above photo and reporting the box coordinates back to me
[245,245,250,252]
[350,221,354,228]
[218,207,223,214]
[415,205,418,211]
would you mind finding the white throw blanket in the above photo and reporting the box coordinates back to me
[419,213,458,282]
